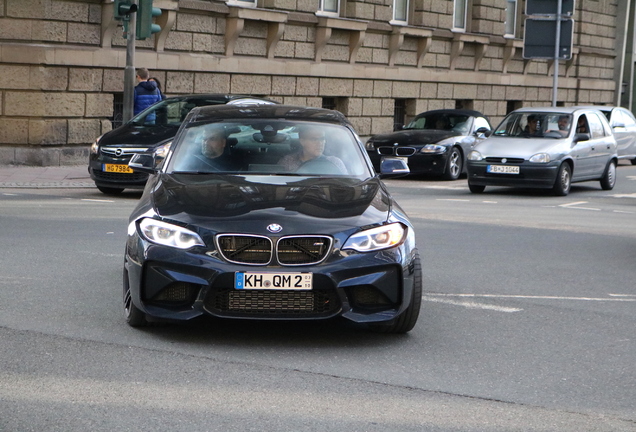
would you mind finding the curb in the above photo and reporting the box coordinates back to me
[0,182,96,188]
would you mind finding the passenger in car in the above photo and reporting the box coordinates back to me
[278,125,347,174]
[547,115,571,136]
[577,116,589,134]
[521,115,540,136]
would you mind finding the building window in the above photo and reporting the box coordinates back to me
[394,99,407,130]
[319,0,339,16]
[227,0,257,8]
[506,100,522,114]
[504,0,517,37]
[453,0,468,31]
[393,0,409,24]
[322,97,336,110]
[111,93,124,129]
[456,99,473,110]
[322,97,349,114]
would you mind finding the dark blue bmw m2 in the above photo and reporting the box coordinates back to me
[123,104,422,333]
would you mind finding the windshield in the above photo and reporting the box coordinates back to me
[406,113,472,134]
[167,120,372,177]
[493,112,572,138]
[130,98,228,127]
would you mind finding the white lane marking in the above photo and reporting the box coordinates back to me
[613,210,635,214]
[612,193,636,198]
[436,199,470,202]
[558,201,600,211]
[609,294,636,297]
[2,193,18,196]
[559,201,588,207]
[626,176,636,180]
[434,293,636,302]
[81,199,114,203]
[482,201,498,204]
[423,295,522,313]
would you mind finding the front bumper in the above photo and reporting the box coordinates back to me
[467,161,558,189]
[368,151,449,176]
[124,233,418,324]
[88,154,149,190]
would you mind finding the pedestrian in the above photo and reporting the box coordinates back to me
[148,76,166,100]
[134,68,162,116]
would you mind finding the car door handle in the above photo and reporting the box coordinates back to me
[591,146,595,150]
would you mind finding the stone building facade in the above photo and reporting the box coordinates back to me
[0,0,624,165]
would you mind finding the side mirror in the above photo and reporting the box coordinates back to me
[129,153,158,174]
[475,127,491,137]
[573,133,591,143]
[379,157,410,178]
[613,123,626,129]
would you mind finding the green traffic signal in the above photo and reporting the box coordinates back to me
[136,0,163,40]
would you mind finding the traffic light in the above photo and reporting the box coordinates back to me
[136,0,162,40]
[113,0,137,20]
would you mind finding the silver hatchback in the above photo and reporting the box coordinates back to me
[466,107,618,196]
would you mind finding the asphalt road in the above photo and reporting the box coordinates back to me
[1,164,635,431]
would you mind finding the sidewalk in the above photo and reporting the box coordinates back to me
[0,165,94,188]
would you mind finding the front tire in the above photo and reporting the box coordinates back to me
[552,163,571,196]
[123,268,147,327]
[600,160,616,190]
[442,147,463,180]
[369,251,422,334]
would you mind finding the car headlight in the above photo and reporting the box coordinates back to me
[154,141,172,159]
[90,135,103,154]
[529,153,550,163]
[420,144,447,154]
[468,150,483,161]
[138,218,205,249]
[365,141,375,150]
[342,223,406,252]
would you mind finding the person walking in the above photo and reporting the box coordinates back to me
[148,77,166,100]
[134,68,162,116]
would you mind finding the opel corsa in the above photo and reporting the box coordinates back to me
[466,107,618,196]
[123,105,422,333]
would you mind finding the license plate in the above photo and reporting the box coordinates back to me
[103,164,133,174]
[235,272,312,290]
[487,165,520,174]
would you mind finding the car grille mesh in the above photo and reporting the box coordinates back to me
[210,288,337,316]
[100,147,149,156]
[217,235,272,264]
[277,236,331,265]
[377,146,417,156]
[217,235,331,266]
[485,157,525,164]
[92,170,148,181]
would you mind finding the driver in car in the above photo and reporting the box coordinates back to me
[278,125,346,173]
[183,126,239,172]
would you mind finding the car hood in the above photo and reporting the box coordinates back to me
[139,174,393,235]
[370,129,461,146]
[99,122,178,147]
[473,136,566,158]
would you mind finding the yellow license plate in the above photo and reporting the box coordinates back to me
[103,164,133,174]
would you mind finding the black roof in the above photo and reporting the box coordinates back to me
[415,109,487,118]
[188,104,351,125]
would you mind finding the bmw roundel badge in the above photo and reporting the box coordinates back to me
[267,223,283,233]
